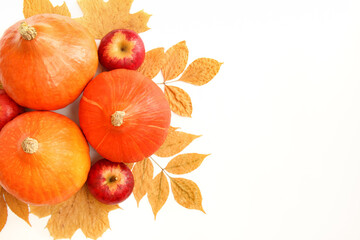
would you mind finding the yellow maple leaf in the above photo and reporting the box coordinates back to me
[30,204,52,218]
[165,153,210,175]
[132,158,154,206]
[164,85,192,117]
[179,58,223,86]
[0,186,31,232]
[0,188,7,232]
[155,127,200,157]
[31,185,119,240]
[138,48,166,79]
[162,41,189,81]
[23,0,71,18]
[170,177,205,213]
[147,172,169,219]
[75,0,151,39]
[3,191,31,226]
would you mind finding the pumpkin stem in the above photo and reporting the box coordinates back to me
[111,111,125,127]
[21,137,38,154]
[19,22,37,41]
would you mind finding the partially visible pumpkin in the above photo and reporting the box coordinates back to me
[0,88,24,130]
[0,14,98,110]
[79,69,171,163]
[0,111,91,205]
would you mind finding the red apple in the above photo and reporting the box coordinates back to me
[87,158,134,205]
[0,88,24,130]
[98,29,145,70]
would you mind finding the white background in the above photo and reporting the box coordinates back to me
[1,0,360,239]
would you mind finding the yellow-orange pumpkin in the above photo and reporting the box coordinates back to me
[0,111,91,205]
[0,14,98,110]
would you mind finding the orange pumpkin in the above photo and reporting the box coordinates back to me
[79,69,171,163]
[0,111,91,205]
[0,14,98,110]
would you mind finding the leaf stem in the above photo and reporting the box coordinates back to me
[156,78,180,86]
[149,156,171,178]
[163,79,180,84]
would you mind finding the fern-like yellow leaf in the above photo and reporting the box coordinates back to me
[162,41,189,81]
[155,128,200,157]
[132,158,154,206]
[179,58,222,86]
[170,177,205,213]
[147,172,169,219]
[165,153,209,175]
[165,85,192,117]
[138,48,166,79]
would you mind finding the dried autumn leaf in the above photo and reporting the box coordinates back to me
[132,158,154,206]
[147,171,169,219]
[3,190,30,226]
[155,128,200,157]
[165,85,192,117]
[0,188,7,232]
[165,153,209,175]
[30,205,52,218]
[138,48,165,79]
[169,126,180,132]
[23,0,71,18]
[32,186,119,239]
[179,58,223,86]
[125,162,134,170]
[162,41,189,81]
[170,177,205,213]
[75,0,151,39]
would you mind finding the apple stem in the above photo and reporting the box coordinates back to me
[111,111,125,127]
[19,22,37,40]
[22,137,38,154]
[109,176,118,182]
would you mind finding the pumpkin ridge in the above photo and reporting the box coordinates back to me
[133,131,163,149]
[125,123,168,130]
[82,96,104,111]
[94,130,111,152]
[127,134,146,161]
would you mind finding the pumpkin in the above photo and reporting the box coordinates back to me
[79,69,171,163]
[0,111,91,205]
[0,89,24,130]
[0,14,98,110]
